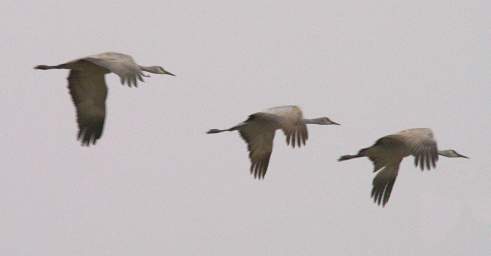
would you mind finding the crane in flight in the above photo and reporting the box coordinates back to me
[338,128,468,206]
[35,52,175,146]
[207,105,339,179]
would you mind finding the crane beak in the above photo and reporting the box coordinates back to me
[457,153,469,159]
[330,121,340,125]
[164,70,175,76]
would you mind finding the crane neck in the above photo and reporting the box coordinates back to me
[438,149,468,158]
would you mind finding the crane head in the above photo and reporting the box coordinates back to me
[157,66,175,76]
[439,149,469,159]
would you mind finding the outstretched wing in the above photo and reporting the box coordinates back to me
[282,123,308,148]
[371,161,401,207]
[67,69,107,146]
[84,52,146,87]
[397,128,439,170]
[239,115,276,179]
[262,105,308,148]
[369,135,403,172]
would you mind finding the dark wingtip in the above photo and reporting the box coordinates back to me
[79,137,97,147]
[77,127,102,147]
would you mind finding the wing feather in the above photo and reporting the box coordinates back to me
[371,161,400,206]
[264,106,308,148]
[238,117,276,179]
[283,124,308,148]
[397,128,439,171]
[84,53,146,87]
[67,69,107,146]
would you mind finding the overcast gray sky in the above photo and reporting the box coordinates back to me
[1,0,490,255]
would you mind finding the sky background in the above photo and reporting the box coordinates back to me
[1,0,490,255]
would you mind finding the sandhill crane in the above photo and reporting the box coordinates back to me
[34,52,174,146]
[207,105,339,179]
[338,128,468,206]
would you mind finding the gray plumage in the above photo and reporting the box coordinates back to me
[35,52,174,146]
[339,128,468,207]
[207,105,339,179]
